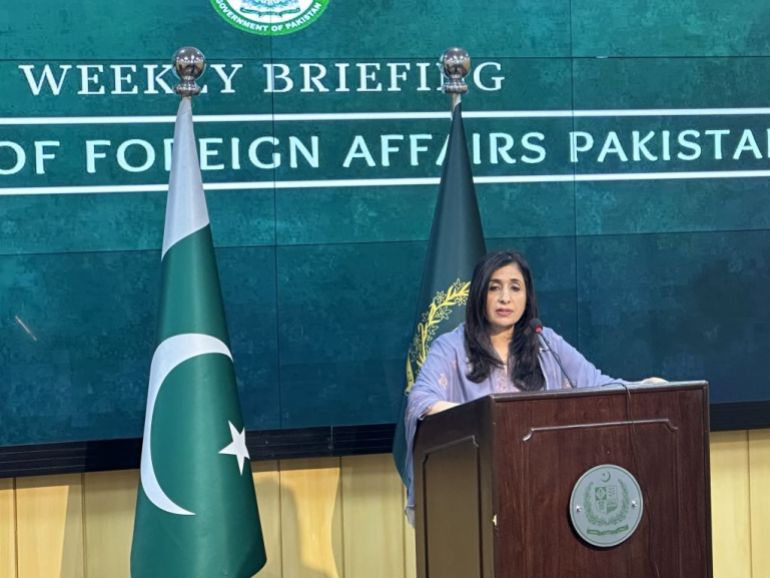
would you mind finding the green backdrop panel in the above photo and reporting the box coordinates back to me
[576,231,770,402]
[1,0,769,446]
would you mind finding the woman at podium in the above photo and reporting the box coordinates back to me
[403,249,626,522]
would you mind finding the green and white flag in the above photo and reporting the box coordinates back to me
[392,103,487,485]
[130,97,266,577]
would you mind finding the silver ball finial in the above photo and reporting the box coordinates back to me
[173,47,206,97]
[441,47,471,96]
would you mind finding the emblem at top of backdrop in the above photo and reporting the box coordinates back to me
[210,0,330,36]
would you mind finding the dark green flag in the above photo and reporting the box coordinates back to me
[131,97,266,577]
[392,102,487,484]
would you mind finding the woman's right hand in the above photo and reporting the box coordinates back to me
[424,401,460,416]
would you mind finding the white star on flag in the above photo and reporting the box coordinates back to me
[219,421,250,475]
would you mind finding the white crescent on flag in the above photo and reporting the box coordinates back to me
[140,333,232,515]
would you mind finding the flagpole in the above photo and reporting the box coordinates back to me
[132,45,267,577]
[393,46,487,501]
[440,47,470,112]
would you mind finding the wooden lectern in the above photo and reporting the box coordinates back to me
[413,381,712,578]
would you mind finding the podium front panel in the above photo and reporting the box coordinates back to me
[494,385,710,578]
[414,383,711,578]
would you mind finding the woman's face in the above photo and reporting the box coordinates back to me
[485,263,527,334]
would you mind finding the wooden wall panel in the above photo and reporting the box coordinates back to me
[749,429,770,578]
[83,470,138,578]
[2,434,769,577]
[710,431,752,578]
[0,477,15,578]
[403,485,417,578]
[279,457,343,578]
[252,460,282,578]
[341,454,405,578]
[15,474,84,578]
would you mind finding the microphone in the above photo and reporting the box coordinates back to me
[529,318,576,389]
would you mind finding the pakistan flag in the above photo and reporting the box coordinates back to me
[131,97,266,577]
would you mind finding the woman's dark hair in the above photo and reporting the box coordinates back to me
[464,250,545,391]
